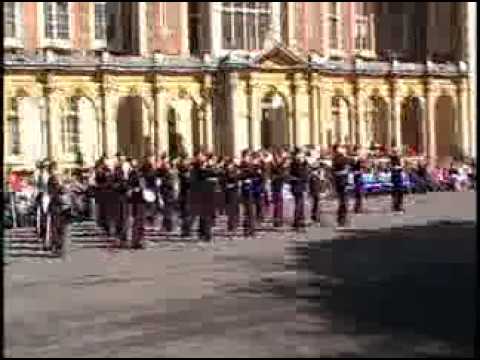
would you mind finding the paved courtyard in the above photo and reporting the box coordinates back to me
[4,191,476,357]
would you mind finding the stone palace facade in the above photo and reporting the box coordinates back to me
[3,2,477,172]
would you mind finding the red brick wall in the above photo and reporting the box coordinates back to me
[23,2,37,53]
[73,2,91,50]
[151,2,182,55]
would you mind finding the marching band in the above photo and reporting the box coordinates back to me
[10,145,421,252]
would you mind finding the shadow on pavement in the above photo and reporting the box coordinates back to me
[291,220,476,354]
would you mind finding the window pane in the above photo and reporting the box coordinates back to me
[95,3,106,40]
[258,13,270,48]
[45,3,55,39]
[233,12,244,48]
[330,3,337,15]
[10,116,20,155]
[330,18,338,49]
[57,2,69,39]
[4,2,16,38]
[246,12,255,49]
[222,12,233,49]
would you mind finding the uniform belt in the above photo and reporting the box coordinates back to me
[226,184,237,189]
[335,170,348,175]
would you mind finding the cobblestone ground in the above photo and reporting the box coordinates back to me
[4,192,476,357]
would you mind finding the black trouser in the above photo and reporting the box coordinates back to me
[199,214,214,241]
[130,202,144,248]
[179,194,192,236]
[241,193,255,236]
[310,193,320,222]
[225,189,239,232]
[161,191,175,232]
[293,192,306,228]
[272,191,283,227]
[253,193,264,222]
[354,184,363,213]
[392,189,404,212]
[114,193,129,242]
[336,185,347,226]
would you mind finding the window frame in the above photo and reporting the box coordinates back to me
[62,98,81,156]
[91,2,107,50]
[38,2,73,49]
[4,2,24,49]
[327,2,344,58]
[217,2,281,56]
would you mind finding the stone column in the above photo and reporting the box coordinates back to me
[287,2,297,48]
[101,77,118,157]
[318,88,331,146]
[456,79,469,157]
[293,73,309,147]
[249,78,262,151]
[310,76,320,145]
[227,72,239,156]
[425,80,437,160]
[391,80,402,151]
[45,79,61,161]
[154,79,168,156]
[355,85,367,148]
[202,74,214,152]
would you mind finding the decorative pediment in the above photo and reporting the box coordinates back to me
[251,45,308,69]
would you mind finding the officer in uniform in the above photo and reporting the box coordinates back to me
[140,156,158,226]
[94,158,110,234]
[239,150,256,236]
[290,148,309,229]
[223,157,240,232]
[332,144,350,227]
[390,151,405,213]
[127,159,144,249]
[270,153,288,228]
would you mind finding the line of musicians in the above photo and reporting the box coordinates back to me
[89,145,406,248]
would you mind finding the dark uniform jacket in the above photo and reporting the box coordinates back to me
[290,159,309,194]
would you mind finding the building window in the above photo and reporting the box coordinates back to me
[355,3,373,52]
[62,99,80,154]
[9,115,21,155]
[4,2,17,38]
[4,2,23,48]
[221,2,272,51]
[328,3,341,50]
[95,2,106,41]
[44,2,70,40]
[189,3,201,55]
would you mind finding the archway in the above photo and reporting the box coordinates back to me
[401,97,424,155]
[331,96,352,145]
[368,96,389,148]
[261,93,288,150]
[435,95,458,161]
[167,106,185,158]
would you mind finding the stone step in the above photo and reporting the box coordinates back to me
[9,243,44,251]
[8,250,58,258]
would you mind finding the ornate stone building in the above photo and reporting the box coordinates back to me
[3,2,476,173]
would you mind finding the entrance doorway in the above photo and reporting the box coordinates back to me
[261,94,287,149]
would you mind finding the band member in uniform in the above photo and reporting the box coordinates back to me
[251,154,265,223]
[157,158,175,232]
[290,148,309,229]
[112,154,129,243]
[127,159,144,249]
[94,157,110,234]
[239,150,256,236]
[202,154,223,240]
[352,146,365,214]
[140,155,158,226]
[308,161,322,223]
[332,144,350,227]
[270,152,288,228]
[390,151,405,213]
[223,157,240,232]
[177,155,192,237]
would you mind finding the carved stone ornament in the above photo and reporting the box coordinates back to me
[178,87,189,99]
